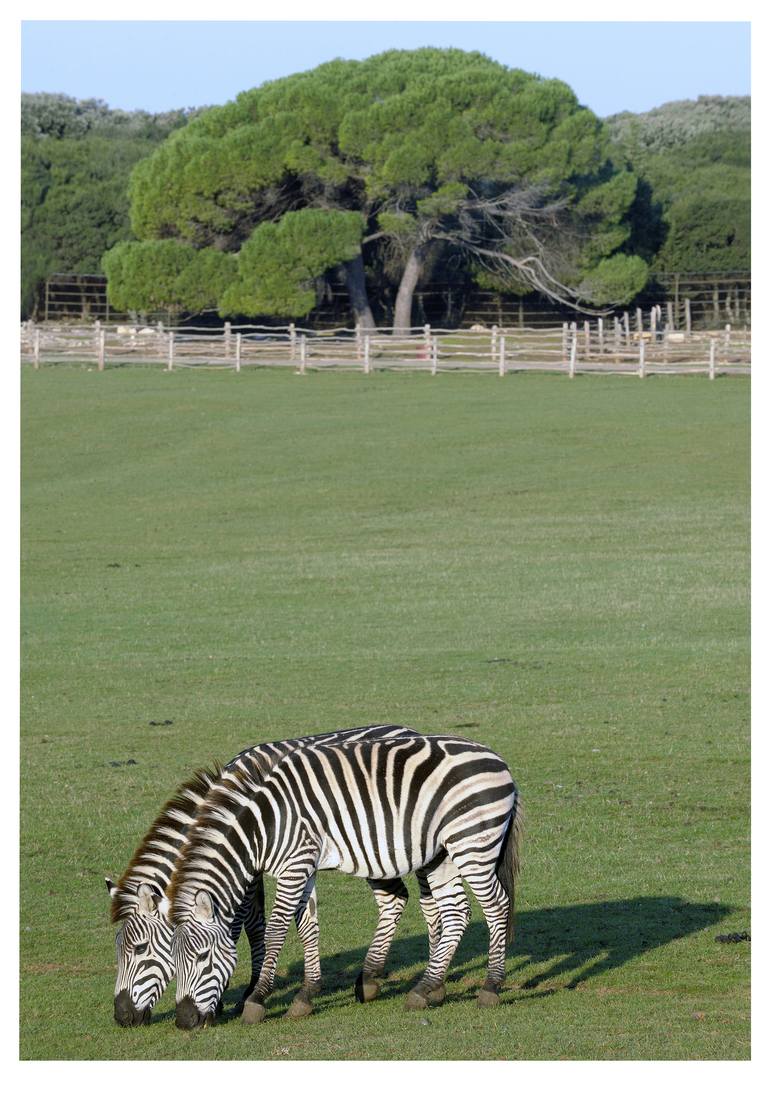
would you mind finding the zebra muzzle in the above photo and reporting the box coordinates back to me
[114,990,152,1027]
[175,996,216,1030]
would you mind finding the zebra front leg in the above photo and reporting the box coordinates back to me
[285,876,322,1019]
[355,878,409,1002]
[406,859,470,1011]
[241,857,319,1025]
[233,876,266,1014]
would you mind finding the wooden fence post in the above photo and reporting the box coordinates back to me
[623,311,630,346]
[638,339,646,379]
[491,324,498,357]
[598,317,604,356]
[224,320,232,358]
[363,334,370,375]
[299,333,307,375]
[709,339,716,380]
[569,334,577,378]
[674,273,681,323]
[431,336,438,376]
[33,326,40,369]
[724,324,732,355]
[562,322,569,367]
[498,334,506,377]
[583,320,590,358]
[97,327,105,372]
[167,333,174,372]
[289,323,297,363]
[685,298,692,336]
[235,332,242,373]
[613,317,621,356]
[666,301,674,332]
[636,307,643,336]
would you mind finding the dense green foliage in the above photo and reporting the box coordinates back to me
[606,97,750,272]
[21,94,194,317]
[21,366,749,1059]
[220,209,365,317]
[102,240,236,315]
[115,49,648,323]
[21,86,751,322]
[605,95,750,157]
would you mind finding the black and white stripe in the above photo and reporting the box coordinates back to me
[169,733,522,1024]
[107,725,460,1024]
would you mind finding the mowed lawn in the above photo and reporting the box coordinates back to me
[20,364,749,1060]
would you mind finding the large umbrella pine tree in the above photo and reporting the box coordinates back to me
[106,48,648,330]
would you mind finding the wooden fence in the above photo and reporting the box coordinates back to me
[20,318,751,378]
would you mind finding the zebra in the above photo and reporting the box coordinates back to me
[106,724,467,1026]
[167,733,522,1028]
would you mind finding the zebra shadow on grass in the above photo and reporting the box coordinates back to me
[215,895,732,1018]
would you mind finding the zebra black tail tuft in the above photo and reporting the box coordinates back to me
[495,791,523,946]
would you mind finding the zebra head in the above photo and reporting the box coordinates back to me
[172,889,237,1030]
[107,879,174,1026]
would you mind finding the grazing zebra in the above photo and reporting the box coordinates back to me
[167,733,522,1028]
[106,725,464,1026]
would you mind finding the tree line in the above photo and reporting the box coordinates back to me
[21,52,750,327]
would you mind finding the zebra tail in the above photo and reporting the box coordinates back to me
[495,790,523,946]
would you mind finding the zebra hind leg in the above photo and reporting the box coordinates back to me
[355,878,409,1002]
[415,868,443,961]
[406,860,470,1011]
[448,855,510,1008]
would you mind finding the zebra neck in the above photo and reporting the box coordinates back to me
[112,790,210,921]
[178,789,273,923]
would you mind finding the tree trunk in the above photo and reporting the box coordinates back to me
[393,246,425,336]
[339,253,376,332]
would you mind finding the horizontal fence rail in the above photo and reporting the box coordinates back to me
[20,319,751,378]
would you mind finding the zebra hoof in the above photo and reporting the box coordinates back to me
[477,987,501,1008]
[405,989,429,1012]
[241,1000,268,1024]
[425,984,446,1006]
[286,995,314,1019]
[354,973,381,1003]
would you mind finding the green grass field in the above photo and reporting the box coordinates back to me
[20,364,749,1060]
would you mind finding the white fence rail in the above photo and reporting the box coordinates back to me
[20,320,751,378]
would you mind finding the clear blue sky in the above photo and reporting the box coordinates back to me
[20,20,751,118]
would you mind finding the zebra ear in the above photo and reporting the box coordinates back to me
[193,889,215,924]
[137,883,158,915]
[105,877,118,898]
[158,895,171,921]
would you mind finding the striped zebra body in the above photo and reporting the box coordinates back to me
[107,725,454,1025]
[168,734,522,1026]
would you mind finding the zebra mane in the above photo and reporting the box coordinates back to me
[110,765,224,923]
[167,761,271,924]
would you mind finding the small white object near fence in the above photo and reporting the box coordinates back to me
[20,319,751,379]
